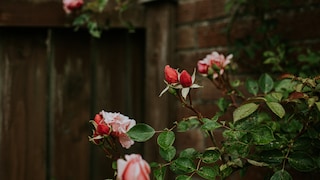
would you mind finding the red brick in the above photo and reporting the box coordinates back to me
[196,22,228,48]
[176,1,196,24]
[176,26,196,49]
[195,0,226,21]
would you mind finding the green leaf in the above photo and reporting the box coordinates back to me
[216,98,229,112]
[159,146,176,162]
[154,166,167,180]
[247,159,269,167]
[196,166,219,180]
[170,157,196,174]
[201,118,221,131]
[201,149,220,163]
[127,123,155,142]
[177,117,200,132]
[175,175,191,180]
[233,103,259,122]
[260,150,284,164]
[179,148,198,159]
[315,102,320,112]
[259,73,274,94]
[288,152,316,172]
[157,131,175,150]
[270,170,292,180]
[251,125,275,145]
[245,79,259,95]
[266,102,285,118]
[275,79,297,93]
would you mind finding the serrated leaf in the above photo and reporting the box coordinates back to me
[197,166,219,180]
[266,102,285,118]
[259,73,274,94]
[127,123,155,142]
[270,170,292,180]
[233,103,259,122]
[157,131,175,150]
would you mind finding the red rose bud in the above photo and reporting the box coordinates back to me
[180,70,192,87]
[197,61,209,74]
[164,65,179,84]
[94,114,103,124]
[97,123,111,135]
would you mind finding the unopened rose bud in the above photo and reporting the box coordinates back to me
[197,61,209,74]
[63,0,84,14]
[180,70,192,87]
[97,123,111,135]
[164,65,179,84]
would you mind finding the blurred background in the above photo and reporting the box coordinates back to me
[0,0,319,179]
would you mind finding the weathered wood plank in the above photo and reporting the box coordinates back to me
[143,2,176,162]
[90,29,146,179]
[51,29,91,180]
[0,1,145,28]
[0,28,48,180]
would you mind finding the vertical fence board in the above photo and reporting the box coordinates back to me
[51,30,91,180]
[0,28,47,180]
[90,29,146,179]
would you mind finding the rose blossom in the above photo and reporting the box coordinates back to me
[164,65,179,84]
[179,70,192,87]
[117,154,150,180]
[197,51,232,78]
[100,111,136,149]
[63,0,84,14]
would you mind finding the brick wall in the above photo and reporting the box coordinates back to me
[172,0,320,179]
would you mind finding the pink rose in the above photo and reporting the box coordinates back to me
[63,0,83,14]
[197,51,232,78]
[179,70,192,87]
[164,65,179,84]
[117,154,150,180]
[100,111,136,149]
[197,61,209,74]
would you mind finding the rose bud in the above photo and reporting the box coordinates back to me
[117,154,150,180]
[179,70,193,87]
[63,0,84,14]
[164,65,179,84]
[197,61,209,74]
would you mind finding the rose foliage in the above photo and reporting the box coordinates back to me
[89,51,320,179]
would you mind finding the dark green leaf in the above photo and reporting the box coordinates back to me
[177,117,200,132]
[216,98,229,112]
[201,118,221,131]
[233,103,259,122]
[170,157,196,174]
[201,149,220,163]
[245,79,259,95]
[127,123,155,142]
[251,125,275,145]
[157,131,175,150]
[154,166,167,180]
[196,166,219,180]
[179,148,198,159]
[259,73,274,94]
[270,170,292,180]
[260,150,284,164]
[159,146,176,162]
[175,175,191,180]
[288,152,316,172]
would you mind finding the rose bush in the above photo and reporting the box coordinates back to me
[89,51,320,180]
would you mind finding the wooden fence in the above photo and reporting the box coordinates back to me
[0,26,145,180]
